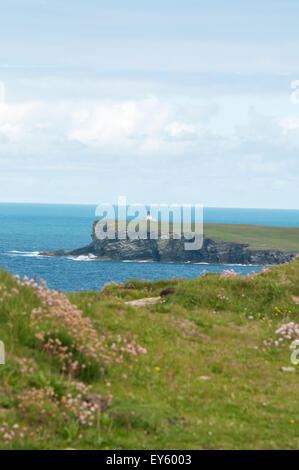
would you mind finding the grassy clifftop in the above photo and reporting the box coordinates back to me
[107,219,299,252]
[204,223,299,253]
[0,260,299,449]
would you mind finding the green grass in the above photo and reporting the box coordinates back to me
[0,261,299,449]
[104,218,299,252]
[204,223,299,252]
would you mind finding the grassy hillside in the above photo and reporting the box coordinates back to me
[0,261,299,449]
[204,223,299,253]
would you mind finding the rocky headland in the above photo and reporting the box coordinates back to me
[40,221,296,265]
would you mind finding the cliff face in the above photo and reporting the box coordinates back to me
[41,221,296,265]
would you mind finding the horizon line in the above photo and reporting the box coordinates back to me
[0,201,299,211]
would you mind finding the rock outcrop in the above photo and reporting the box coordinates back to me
[40,221,296,265]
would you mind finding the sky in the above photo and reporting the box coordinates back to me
[0,0,299,208]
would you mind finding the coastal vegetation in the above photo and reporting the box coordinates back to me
[0,259,299,449]
[204,224,299,253]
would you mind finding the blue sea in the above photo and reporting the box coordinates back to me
[0,203,299,292]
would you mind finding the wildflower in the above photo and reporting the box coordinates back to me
[155,366,160,371]
[290,419,295,424]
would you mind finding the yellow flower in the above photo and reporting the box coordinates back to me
[155,366,160,371]
[290,419,295,424]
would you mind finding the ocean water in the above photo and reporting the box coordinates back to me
[0,203,298,292]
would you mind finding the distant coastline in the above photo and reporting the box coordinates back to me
[1,204,298,291]
[40,221,297,266]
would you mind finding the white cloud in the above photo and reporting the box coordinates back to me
[0,81,5,103]
[280,116,299,131]
[0,95,206,157]
[165,121,197,139]
[0,82,298,208]
[68,97,172,152]
[0,102,33,141]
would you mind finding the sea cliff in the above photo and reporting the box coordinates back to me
[40,221,296,265]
